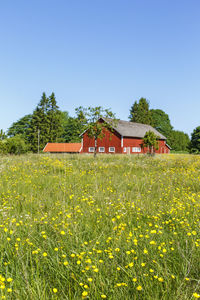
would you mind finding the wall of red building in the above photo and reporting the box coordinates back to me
[82,128,122,153]
[123,137,170,154]
[81,130,170,154]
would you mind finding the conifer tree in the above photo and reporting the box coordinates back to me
[29,92,62,152]
[129,98,152,125]
[48,93,63,142]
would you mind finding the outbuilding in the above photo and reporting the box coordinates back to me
[43,143,82,153]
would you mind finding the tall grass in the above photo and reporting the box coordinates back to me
[0,154,200,299]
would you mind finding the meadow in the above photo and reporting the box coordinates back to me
[0,154,200,300]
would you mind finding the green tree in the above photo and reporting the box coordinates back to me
[5,135,29,154]
[84,106,117,157]
[143,131,159,155]
[48,93,63,142]
[60,109,87,143]
[150,109,173,139]
[129,98,152,125]
[169,130,190,151]
[29,92,63,152]
[7,114,32,142]
[189,126,200,153]
[0,129,7,140]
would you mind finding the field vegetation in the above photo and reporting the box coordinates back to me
[0,154,200,299]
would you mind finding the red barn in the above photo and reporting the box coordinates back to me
[81,118,171,154]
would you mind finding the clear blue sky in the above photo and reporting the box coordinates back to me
[1,0,200,136]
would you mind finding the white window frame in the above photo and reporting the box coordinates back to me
[132,147,141,153]
[89,147,95,153]
[109,147,115,153]
[123,147,127,153]
[99,147,105,153]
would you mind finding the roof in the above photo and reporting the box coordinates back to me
[43,143,82,153]
[102,118,167,140]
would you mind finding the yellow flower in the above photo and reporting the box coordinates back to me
[43,252,47,257]
[53,288,58,293]
[60,231,66,235]
[7,278,13,282]
[88,278,93,282]
[136,285,142,291]
[193,293,200,298]
[64,261,68,266]
[7,288,12,293]
[82,291,88,297]
[101,295,107,299]
[132,278,137,282]
[93,268,99,272]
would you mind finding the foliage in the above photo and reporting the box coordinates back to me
[83,106,117,156]
[189,126,200,153]
[168,130,190,151]
[29,93,63,152]
[129,98,152,125]
[4,135,29,154]
[143,130,159,154]
[0,154,200,299]
[150,109,173,139]
[7,114,32,142]
[61,108,87,143]
[0,129,7,141]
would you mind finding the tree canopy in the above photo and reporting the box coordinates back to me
[29,92,63,152]
[143,131,159,155]
[129,98,152,125]
[189,126,200,153]
[7,114,32,141]
[150,109,173,138]
[168,130,190,152]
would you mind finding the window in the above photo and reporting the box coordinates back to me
[132,147,141,153]
[99,147,105,153]
[109,147,115,153]
[123,147,127,153]
[89,147,95,152]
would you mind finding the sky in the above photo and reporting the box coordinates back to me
[0,0,200,136]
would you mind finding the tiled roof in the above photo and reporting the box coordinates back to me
[103,118,167,140]
[43,143,82,153]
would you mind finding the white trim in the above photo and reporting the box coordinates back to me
[89,147,95,152]
[123,147,127,153]
[109,147,115,153]
[99,147,105,153]
[132,147,141,153]
[43,143,48,152]
[121,136,123,147]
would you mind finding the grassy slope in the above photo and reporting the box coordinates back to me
[0,154,200,299]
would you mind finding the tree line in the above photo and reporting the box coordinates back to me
[0,93,200,154]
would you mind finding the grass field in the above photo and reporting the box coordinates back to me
[0,154,200,300]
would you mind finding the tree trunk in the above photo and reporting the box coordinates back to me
[94,138,97,158]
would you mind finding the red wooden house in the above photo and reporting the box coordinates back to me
[80,118,171,154]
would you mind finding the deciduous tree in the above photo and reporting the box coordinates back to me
[143,131,159,155]
[189,126,200,153]
[84,106,117,157]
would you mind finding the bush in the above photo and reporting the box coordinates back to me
[4,135,29,154]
